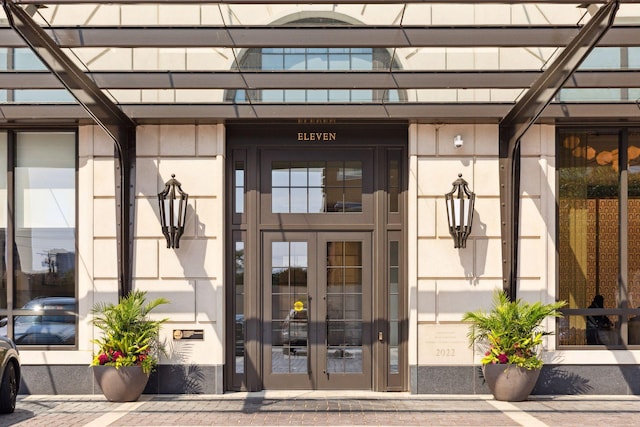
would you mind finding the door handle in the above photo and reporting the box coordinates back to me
[378,331,384,342]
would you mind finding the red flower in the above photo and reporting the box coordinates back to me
[497,353,508,364]
[97,353,110,365]
[112,351,123,360]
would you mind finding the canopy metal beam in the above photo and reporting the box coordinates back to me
[2,69,640,90]
[2,26,639,48]
[498,0,619,301]
[4,102,640,123]
[2,0,137,298]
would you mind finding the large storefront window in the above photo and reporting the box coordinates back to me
[0,131,77,347]
[557,128,640,347]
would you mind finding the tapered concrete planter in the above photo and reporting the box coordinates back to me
[482,364,540,402]
[93,365,149,402]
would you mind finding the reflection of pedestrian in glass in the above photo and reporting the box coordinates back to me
[586,295,612,345]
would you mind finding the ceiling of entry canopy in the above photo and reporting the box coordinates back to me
[1,1,640,123]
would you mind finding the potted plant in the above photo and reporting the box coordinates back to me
[462,290,566,401]
[90,290,169,402]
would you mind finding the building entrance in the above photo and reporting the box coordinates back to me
[226,122,407,392]
[262,231,372,389]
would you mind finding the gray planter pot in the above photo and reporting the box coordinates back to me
[482,364,541,402]
[93,365,150,402]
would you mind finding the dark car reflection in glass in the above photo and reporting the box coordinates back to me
[0,297,76,345]
[281,309,308,355]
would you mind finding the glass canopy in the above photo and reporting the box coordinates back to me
[1,1,640,121]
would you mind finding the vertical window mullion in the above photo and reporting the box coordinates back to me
[619,129,629,345]
[6,131,15,339]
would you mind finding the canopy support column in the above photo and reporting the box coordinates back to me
[3,0,137,298]
[499,0,619,300]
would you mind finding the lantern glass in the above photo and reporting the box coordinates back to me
[444,174,475,248]
[158,174,188,248]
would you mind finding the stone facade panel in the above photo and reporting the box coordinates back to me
[93,239,118,279]
[418,238,474,278]
[93,198,116,237]
[417,158,474,197]
[474,237,502,278]
[437,124,475,156]
[158,159,218,197]
[472,159,499,197]
[160,125,196,156]
[158,238,219,279]
[136,279,196,322]
[138,125,161,156]
[93,158,116,197]
[133,239,159,279]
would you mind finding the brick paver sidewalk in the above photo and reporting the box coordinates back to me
[1,393,639,426]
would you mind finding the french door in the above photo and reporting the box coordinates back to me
[226,123,408,392]
[262,231,372,389]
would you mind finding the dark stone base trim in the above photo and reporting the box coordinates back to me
[411,364,640,395]
[18,364,223,395]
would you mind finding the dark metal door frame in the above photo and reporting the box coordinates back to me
[261,231,373,390]
[225,123,408,392]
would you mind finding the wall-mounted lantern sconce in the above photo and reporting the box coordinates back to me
[445,174,475,248]
[158,174,188,249]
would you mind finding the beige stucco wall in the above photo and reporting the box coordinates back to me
[408,122,558,368]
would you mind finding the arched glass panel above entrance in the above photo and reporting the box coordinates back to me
[225,18,406,104]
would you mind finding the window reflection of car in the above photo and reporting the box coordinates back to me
[235,314,244,356]
[0,297,76,346]
[281,309,307,355]
[0,336,19,413]
[333,201,362,212]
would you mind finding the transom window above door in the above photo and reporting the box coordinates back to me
[271,161,363,214]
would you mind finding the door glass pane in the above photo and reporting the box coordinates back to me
[234,161,244,214]
[308,187,324,213]
[389,241,400,373]
[271,241,308,374]
[388,151,401,213]
[234,240,245,374]
[272,162,290,187]
[326,241,363,374]
[308,163,324,187]
[272,188,289,213]
[290,163,307,187]
[290,188,307,213]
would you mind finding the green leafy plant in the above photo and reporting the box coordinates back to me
[462,291,566,370]
[90,290,169,374]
